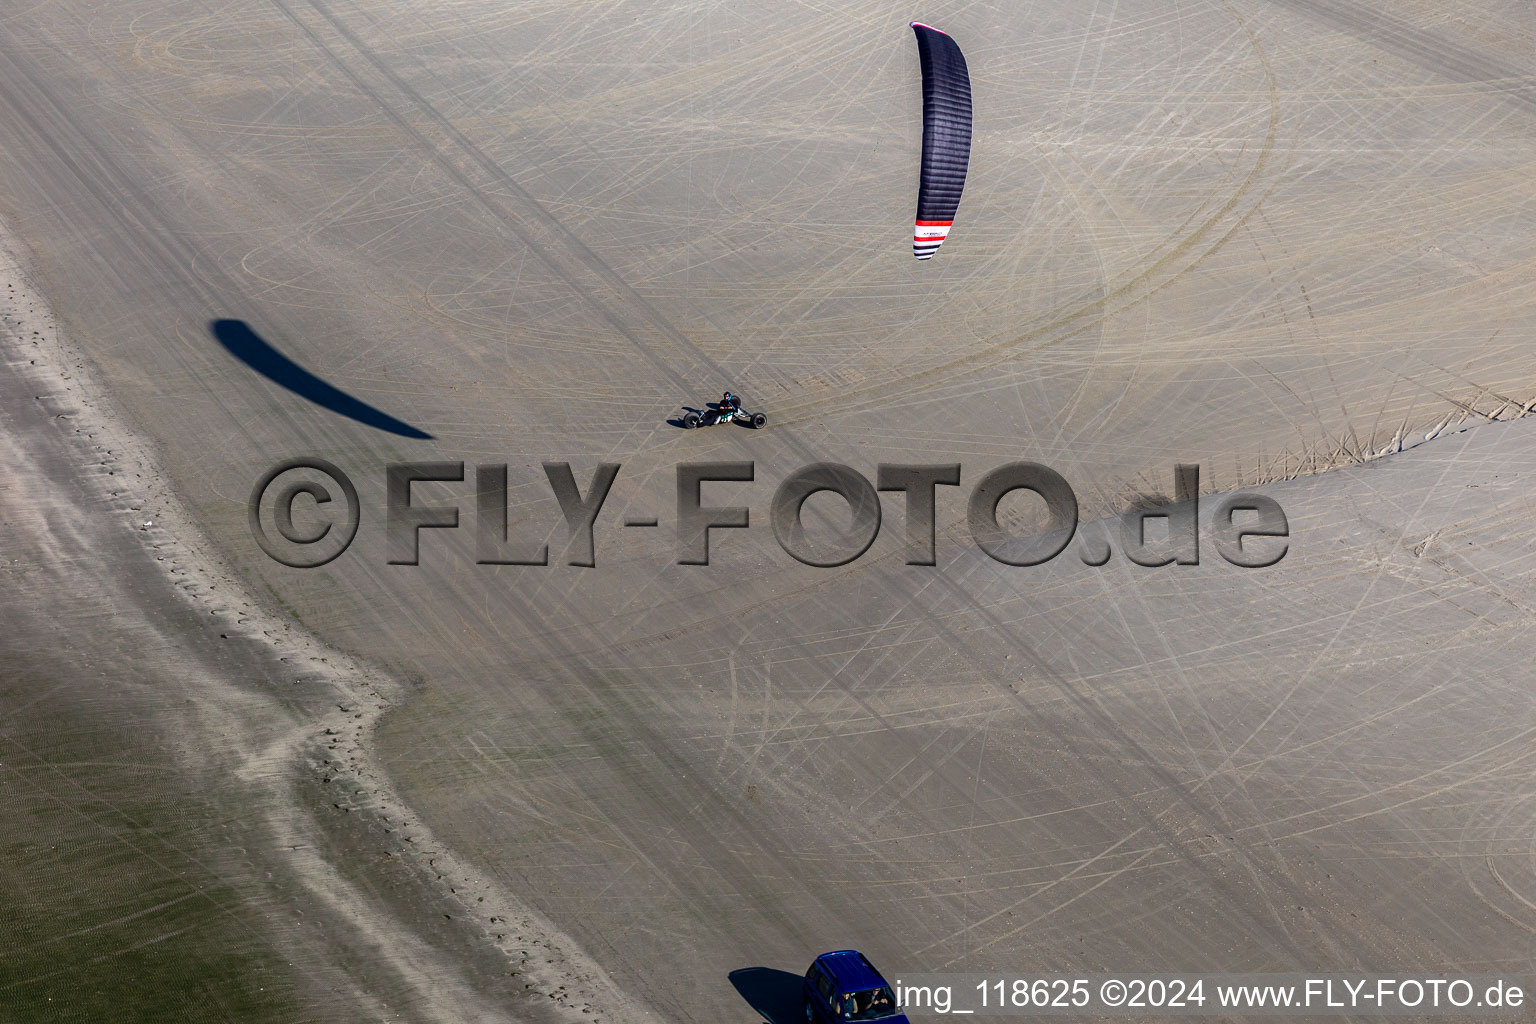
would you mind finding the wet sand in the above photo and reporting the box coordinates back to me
[0,241,657,1021]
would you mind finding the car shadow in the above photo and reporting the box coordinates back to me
[210,318,432,439]
[728,966,803,1024]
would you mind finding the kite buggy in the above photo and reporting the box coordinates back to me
[682,391,767,429]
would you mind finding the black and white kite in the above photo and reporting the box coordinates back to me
[910,22,972,259]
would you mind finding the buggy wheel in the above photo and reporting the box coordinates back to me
[682,411,700,429]
[751,412,767,429]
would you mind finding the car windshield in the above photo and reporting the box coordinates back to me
[844,985,899,1020]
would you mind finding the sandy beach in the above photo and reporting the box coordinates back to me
[0,239,658,1020]
[2,1,1534,1021]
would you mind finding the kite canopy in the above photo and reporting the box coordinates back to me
[910,22,972,259]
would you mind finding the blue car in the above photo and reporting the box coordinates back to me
[803,950,908,1023]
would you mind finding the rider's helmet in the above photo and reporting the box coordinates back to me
[723,391,735,403]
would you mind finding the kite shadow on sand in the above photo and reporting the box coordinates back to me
[210,319,431,439]
[728,967,803,1024]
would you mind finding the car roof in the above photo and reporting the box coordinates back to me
[815,950,887,992]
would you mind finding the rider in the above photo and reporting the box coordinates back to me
[719,391,741,418]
